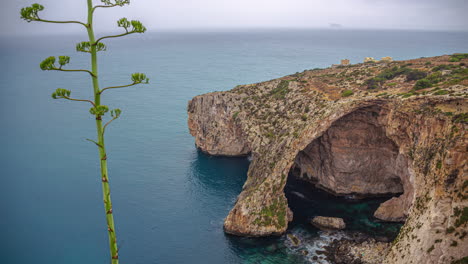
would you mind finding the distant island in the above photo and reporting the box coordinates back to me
[187,54,468,264]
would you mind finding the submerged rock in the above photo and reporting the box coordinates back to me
[286,233,301,247]
[311,216,346,230]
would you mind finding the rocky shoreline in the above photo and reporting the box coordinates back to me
[323,232,391,264]
[188,54,468,263]
[283,228,395,264]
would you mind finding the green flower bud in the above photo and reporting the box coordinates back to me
[51,88,72,99]
[131,73,149,84]
[101,0,130,6]
[58,56,70,67]
[20,3,44,22]
[40,56,56,71]
[111,109,122,118]
[76,42,91,53]
[90,105,110,117]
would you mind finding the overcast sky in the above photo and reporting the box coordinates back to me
[2,0,467,36]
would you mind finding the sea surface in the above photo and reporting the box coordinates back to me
[1,29,467,264]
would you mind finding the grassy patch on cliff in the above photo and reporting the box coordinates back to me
[365,66,428,89]
[341,89,354,97]
[270,80,290,99]
[253,197,287,229]
[445,68,468,85]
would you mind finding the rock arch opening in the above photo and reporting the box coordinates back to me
[286,105,413,231]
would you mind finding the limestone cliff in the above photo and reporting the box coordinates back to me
[187,55,468,263]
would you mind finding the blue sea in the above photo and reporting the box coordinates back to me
[1,29,467,264]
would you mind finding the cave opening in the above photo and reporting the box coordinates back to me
[285,106,410,240]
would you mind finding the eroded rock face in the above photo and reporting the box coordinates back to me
[290,106,415,222]
[187,92,251,156]
[291,106,404,197]
[311,216,346,230]
[187,55,468,263]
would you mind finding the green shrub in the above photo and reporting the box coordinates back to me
[446,226,455,234]
[450,53,468,62]
[451,256,468,264]
[427,72,443,83]
[400,91,418,98]
[406,70,428,81]
[265,131,275,138]
[454,207,468,227]
[365,66,430,89]
[433,89,449,95]
[365,77,386,89]
[453,113,468,123]
[432,64,454,71]
[452,68,468,75]
[378,66,411,80]
[341,89,354,97]
[427,245,435,253]
[414,79,432,90]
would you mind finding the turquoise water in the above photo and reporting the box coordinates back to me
[1,29,467,264]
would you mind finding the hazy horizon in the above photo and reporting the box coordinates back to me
[2,26,468,39]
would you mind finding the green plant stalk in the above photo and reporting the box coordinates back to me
[86,0,119,263]
[22,2,148,261]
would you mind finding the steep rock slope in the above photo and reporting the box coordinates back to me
[188,55,468,263]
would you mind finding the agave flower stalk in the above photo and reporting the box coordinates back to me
[21,1,149,263]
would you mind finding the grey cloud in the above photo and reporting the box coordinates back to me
[1,0,467,36]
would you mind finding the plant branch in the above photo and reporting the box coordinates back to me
[21,4,87,28]
[35,18,87,28]
[102,109,122,135]
[99,82,138,94]
[61,95,96,106]
[103,117,118,135]
[92,4,119,12]
[86,138,103,148]
[53,68,96,77]
[96,32,135,43]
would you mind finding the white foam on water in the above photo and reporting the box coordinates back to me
[291,191,308,200]
[283,227,350,264]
